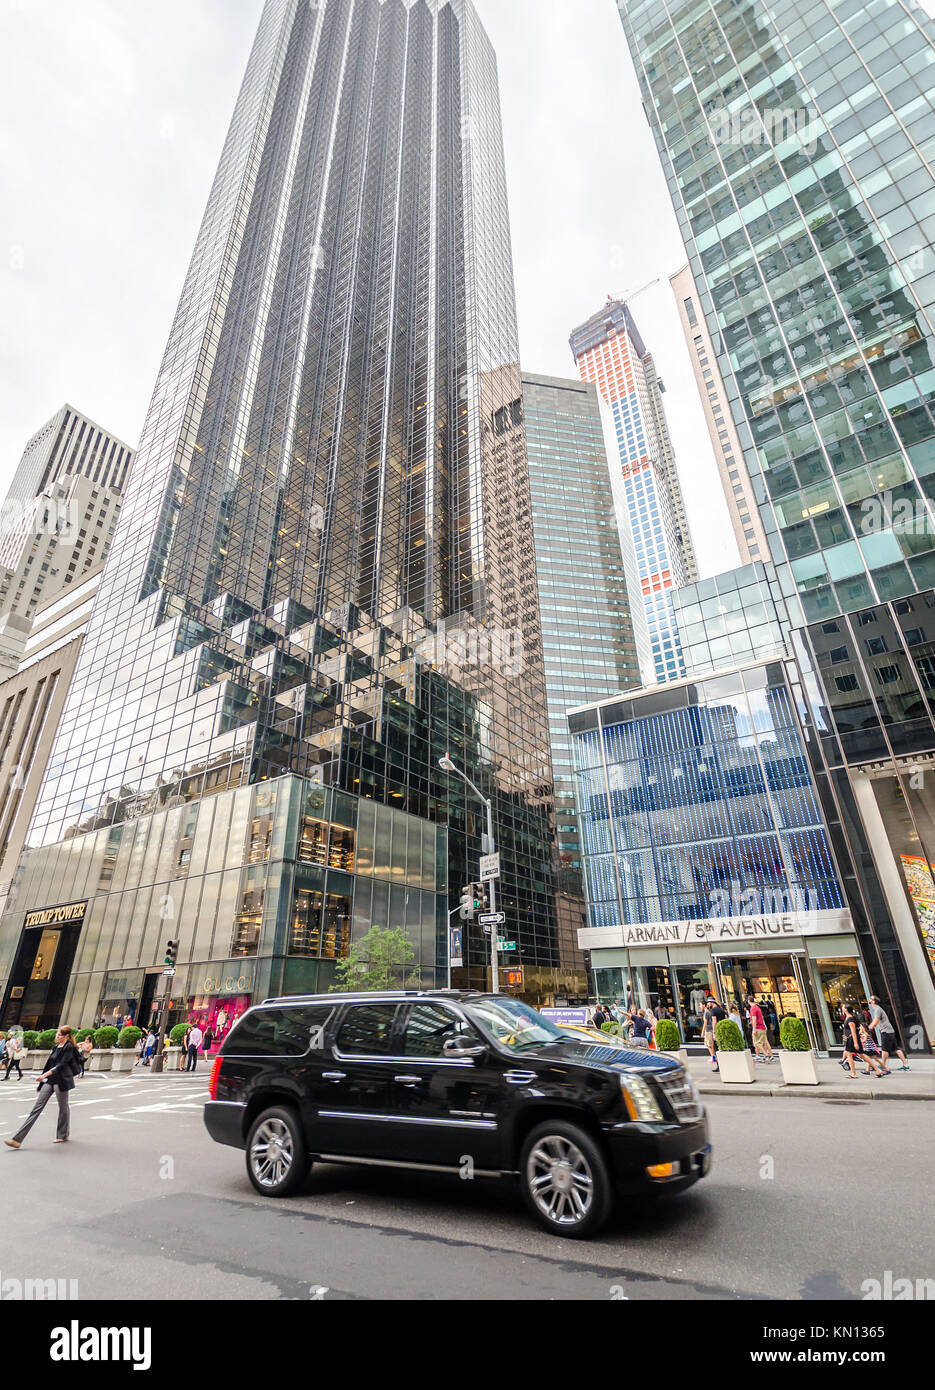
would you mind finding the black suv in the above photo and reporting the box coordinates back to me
[204,991,710,1238]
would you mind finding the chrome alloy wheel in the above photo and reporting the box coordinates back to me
[526,1134,594,1226]
[250,1117,295,1189]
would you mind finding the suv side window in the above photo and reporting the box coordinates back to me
[335,1004,398,1055]
[221,1005,333,1056]
[401,1003,478,1058]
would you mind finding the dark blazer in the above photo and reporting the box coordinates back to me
[40,1043,80,1091]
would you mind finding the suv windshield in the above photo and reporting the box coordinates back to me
[467,997,567,1052]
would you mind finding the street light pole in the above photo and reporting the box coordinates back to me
[439,755,499,994]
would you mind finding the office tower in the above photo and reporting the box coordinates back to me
[571,298,697,685]
[522,372,641,972]
[671,264,768,563]
[0,563,106,921]
[0,406,131,671]
[0,0,570,1033]
[617,0,935,1040]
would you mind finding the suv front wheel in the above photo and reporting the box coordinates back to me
[520,1120,614,1238]
[246,1106,308,1198]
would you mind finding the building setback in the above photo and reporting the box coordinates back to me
[570,299,697,686]
[0,0,574,1035]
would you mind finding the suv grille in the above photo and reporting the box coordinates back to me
[656,1067,703,1125]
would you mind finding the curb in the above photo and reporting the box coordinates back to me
[696,1082,934,1101]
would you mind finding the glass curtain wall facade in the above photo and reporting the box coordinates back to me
[567,662,919,1050]
[570,300,697,685]
[672,560,791,677]
[617,0,935,627]
[0,0,564,1023]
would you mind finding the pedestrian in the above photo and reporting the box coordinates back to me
[133,1029,148,1067]
[143,1030,157,1066]
[3,1032,24,1081]
[764,997,779,1042]
[77,1034,94,1077]
[868,996,911,1071]
[701,999,719,1070]
[728,1002,744,1038]
[202,1023,215,1055]
[179,1025,191,1071]
[591,1004,607,1029]
[186,1022,204,1071]
[5,1026,80,1148]
[841,1004,888,1078]
[0,1034,6,1069]
[749,997,775,1063]
[630,1010,652,1049]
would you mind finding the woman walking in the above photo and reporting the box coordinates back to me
[76,1033,94,1078]
[5,1026,80,1148]
[3,1032,24,1081]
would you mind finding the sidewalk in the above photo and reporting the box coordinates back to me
[688,1053,935,1101]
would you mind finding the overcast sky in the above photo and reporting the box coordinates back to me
[0,0,737,577]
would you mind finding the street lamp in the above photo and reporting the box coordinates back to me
[439,754,499,993]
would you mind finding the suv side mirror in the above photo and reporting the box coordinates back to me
[443,1037,486,1061]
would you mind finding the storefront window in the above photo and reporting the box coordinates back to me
[871,773,935,984]
[673,964,716,1041]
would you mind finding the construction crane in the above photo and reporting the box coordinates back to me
[607,277,660,306]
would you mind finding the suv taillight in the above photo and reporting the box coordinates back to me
[208,1054,222,1100]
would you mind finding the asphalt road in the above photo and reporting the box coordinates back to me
[0,1071,931,1301]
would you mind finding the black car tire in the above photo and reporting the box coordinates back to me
[519,1119,614,1239]
[246,1106,308,1198]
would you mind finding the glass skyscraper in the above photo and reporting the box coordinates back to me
[521,373,641,975]
[617,0,935,1041]
[617,0,935,625]
[570,299,697,685]
[0,0,569,1031]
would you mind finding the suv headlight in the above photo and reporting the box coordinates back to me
[620,1073,665,1122]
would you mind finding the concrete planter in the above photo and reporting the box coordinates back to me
[88,1050,112,1072]
[662,1049,690,1067]
[110,1050,137,1072]
[718,1049,757,1083]
[779,1049,820,1086]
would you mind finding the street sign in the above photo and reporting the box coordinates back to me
[478,911,505,926]
[497,939,516,952]
[162,967,176,977]
[479,852,500,881]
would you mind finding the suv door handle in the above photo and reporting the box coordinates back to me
[504,1070,536,1085]
[394,1075,423,1086]
[322,1072,346,1083]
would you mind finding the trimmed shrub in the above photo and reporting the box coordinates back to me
[600,1020,620,1034]
[74,1029,94,1043]
[168,1023,189,1045]
[779,1015,811,1052]
[117,1026,142,1051]
[715,1019,745,1052]
[655,1018,681,1051]
[93,1026,120,1049]
[37,1029,58,1049]
[22,1031,39,1049]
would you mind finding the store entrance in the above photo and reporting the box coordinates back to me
[713,952,820,1050]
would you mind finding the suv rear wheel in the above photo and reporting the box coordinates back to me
[246,1106,308,1198]
[520,1120,614,1238]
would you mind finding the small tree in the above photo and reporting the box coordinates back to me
[93,1026,120,1049]
[330,926,421,993]
[655,1018,681,1051]
[779,1016,811,1052]
[117,1026,143,1050]
[715,1018,745,1052]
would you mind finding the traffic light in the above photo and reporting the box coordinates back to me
[164,940,179,967]
[459,883,490,921]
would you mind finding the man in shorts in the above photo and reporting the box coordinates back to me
[748,997,775,1063]
[868,996,910,1071]
[841,1004,888,1078]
